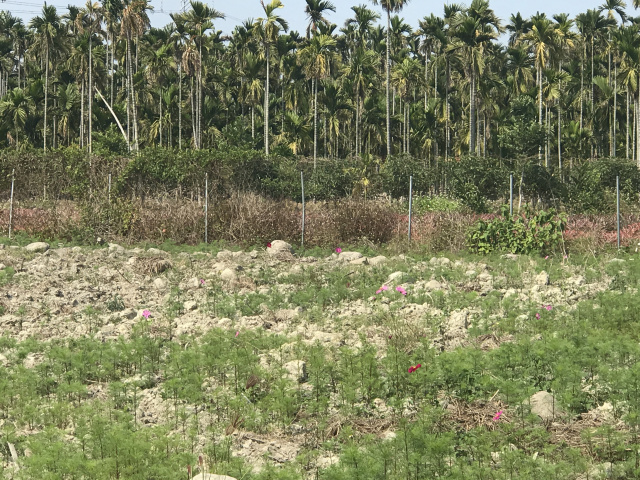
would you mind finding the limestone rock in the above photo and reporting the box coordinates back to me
[184,301,198,311]
[283,360,307,383]
[153,277,167,290]
[350,257,369,265]
[108,243,125,253]
[191,475,238,480]
[430,257,451,267]
[24,242,50,253]
[267,240,293,256]
[425,280,444,291]
[368,255,388,266]
[534,271,549,286]
[146,248,163,255]
[338,251,363,262]
[220,268,237,283]
[529,391,564,421]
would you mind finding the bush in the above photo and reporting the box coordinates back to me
[467,206,567,255]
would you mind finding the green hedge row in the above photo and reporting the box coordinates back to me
[1,147,639,213]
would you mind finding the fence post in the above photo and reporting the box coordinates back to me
[509,173,513,216]
[8,169,15,239]
[408,175,413,243]
[617,175,620,249]
[301,171,305,247]
[204,173,209,244]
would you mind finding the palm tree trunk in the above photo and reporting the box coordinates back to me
[159,89,163,146]
[538,65,543,162]
[80,78,85,148]
[558,102,562,174]
[636,94,640,168]
[446,59,450,161]
[580,44,584,130]
[355,93,360,156]
[627,86,630,160]
[385,9,391,157]
[44,43,49,150]
[265,46,270,156]
[251,106,255,139]
[613,63,617,157]
[469,67,476,155]
[313,77,318,169]
[89,35,92,154]
[178,63,182,149]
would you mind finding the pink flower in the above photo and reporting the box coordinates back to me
[535,313,541,320]
[544,305,552,311]
[142,309,151,319]
[388,335,392,339]
[395,286,407,295]
[493,410,503,421]
[376,289,382,294]
[335,247,342,254]
[381,285,389,291]
[545,256,549,260]
[563,255,568,259]
[199,278,205,286]
[235,331,239,337]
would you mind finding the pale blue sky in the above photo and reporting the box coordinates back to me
[5,0,638,43]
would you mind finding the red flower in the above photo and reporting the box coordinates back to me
[267,242,272,248]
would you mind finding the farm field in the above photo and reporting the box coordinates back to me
[0,239,639,479]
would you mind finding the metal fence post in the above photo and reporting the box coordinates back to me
[301,171,305,247]
[617,175,620,249]
[204,173,208,244]
[8,169,15,239]
[408,175,413,243]
[509,173,513,216]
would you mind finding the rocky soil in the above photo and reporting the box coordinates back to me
[0,240,623,476]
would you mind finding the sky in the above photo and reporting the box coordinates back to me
[3,0,638,43]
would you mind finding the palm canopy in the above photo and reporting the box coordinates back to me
[305,0,336,38]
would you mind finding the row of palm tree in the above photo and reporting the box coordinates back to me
[2,0,640,167]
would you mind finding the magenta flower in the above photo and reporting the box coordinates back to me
[199,278,205,286]
[544,305,552,311]
[545,255,549,260]
[142,309,151,319]
[493,410,503,421]
[235,331,239,337]
[408,363,422,373]
[535,313,541,320]
[335,247,342,254]
[563,255,568,259]
[395,286,407,295]
[267,242,272,248]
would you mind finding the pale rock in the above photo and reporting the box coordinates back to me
[120,308,137,320]
[430,257,451,267]
[502,253,519,260]
[184,301,198,311]
[267,240,293,256]
[608,258,625,264]
[425,280,444,291]
[0,353,7,366]
[534,271,550,286]
[24,242,50,253]
[528,391,564,421]
[465,270,476,277]
[147,248,163,255]
[127,257,137,265]
[368,255,388,266]
[283,360,307,383]
[0,263,5,270]
[108,243,125,253]
[249,250,259,259]
[477,272,493,283]
[350,257,369,265]
[220,268,237,283]
[216,250,233,260]
[387,271,405,283]
[191,473,238,480]
[153,277,167,289]
[338,251,363,262]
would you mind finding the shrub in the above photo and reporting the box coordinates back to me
[467,206,567,255]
